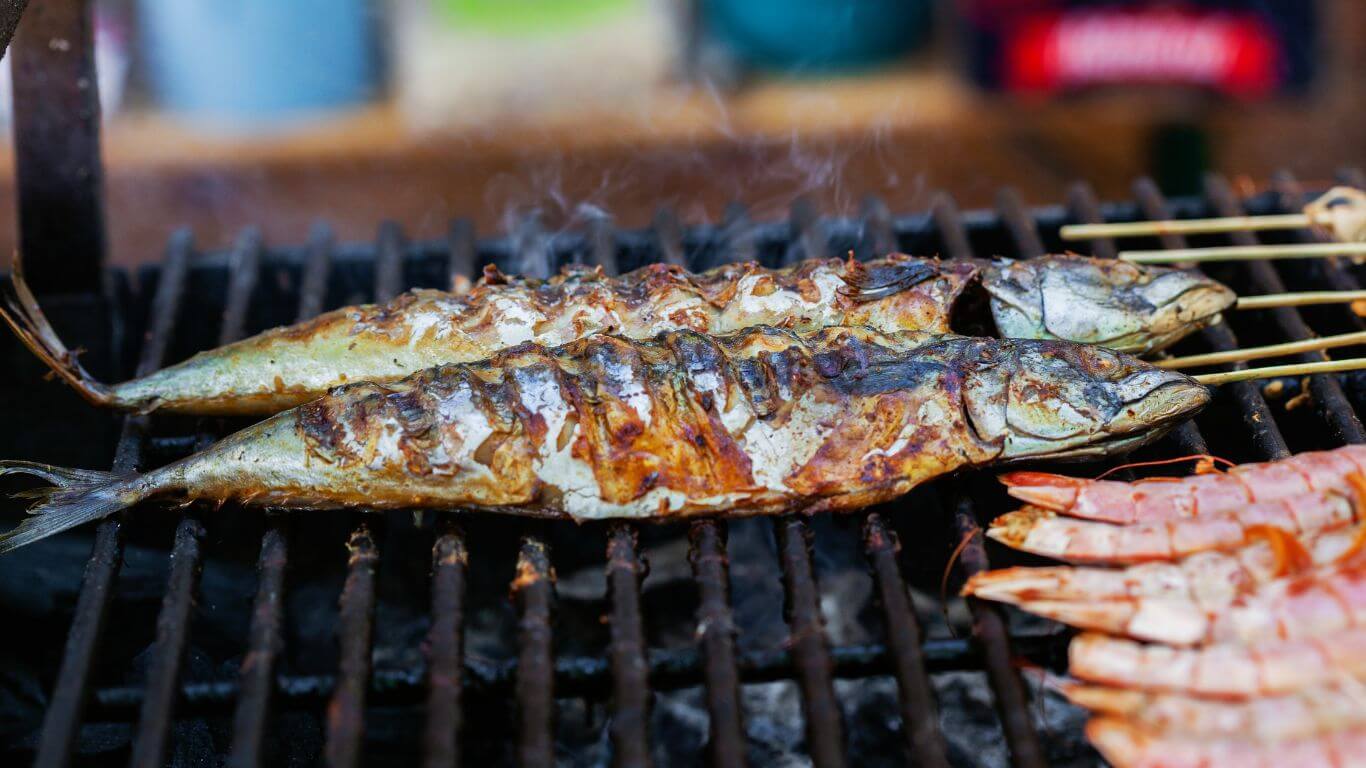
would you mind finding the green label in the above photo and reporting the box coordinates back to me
[436,0,634,35]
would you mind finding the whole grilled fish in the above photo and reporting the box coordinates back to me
[1,252,1232,415]
[0,326,1207,552]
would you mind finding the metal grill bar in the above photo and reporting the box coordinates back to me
[424,524,468,768]
[722,204,758,265]
[606,525,653,767]
[952,499,1046,768]
[996,188,1046,259]
[514,536,557,768]
[132,232,264,768]
[1202,174,1366,445]
[33,231,192,768]
[1131,179,1289,460]
[862,514,948,768]
[652,208,688,268]
[229,227,332,767]
[933,192,1046,768]
[326,525,380,768]
[323,223,403,767]
[858,197,897,257]
[448,220,478,291]
[775,518,846,768]
[687,520,746,767]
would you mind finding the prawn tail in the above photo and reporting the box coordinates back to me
[0,461,151,554]
[1,255,114,407]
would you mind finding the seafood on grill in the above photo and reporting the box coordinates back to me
[1085,717,1366,768]
[0,250,1234,415]
[965,524,1357,620]
[0,326,1208,552]
[973,528,1366,645]
[985,485,1365,564]
[1001,445,1366,524]
[1066,682,1366,743]
[1067,626,1366,698]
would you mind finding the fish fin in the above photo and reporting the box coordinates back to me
[838,255,938,302]
[0,461,149,553]
[0,255,114,407]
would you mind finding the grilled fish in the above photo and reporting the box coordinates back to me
[0,326,1207,552]
[1,252,1233,415]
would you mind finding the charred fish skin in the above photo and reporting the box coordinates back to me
[982,254,1235,355]
[0,327,1208,550]
[8,255,976,415]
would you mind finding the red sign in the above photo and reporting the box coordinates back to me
[1004,9,1280,97]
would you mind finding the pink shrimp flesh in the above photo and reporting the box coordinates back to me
[987,491,1360,565]
[1086,717,1366,768]
[1068,626,1366,698]
[1000,445,1366,524]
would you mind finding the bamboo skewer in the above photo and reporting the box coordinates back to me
[1236,290,1366,311]
[1061,186,1366,243]
[1158,331,1366,369]
[1119,242,1366,264]
[1193,358,1366,386]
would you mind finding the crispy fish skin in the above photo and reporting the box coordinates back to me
[2,253,1233,416]
[0,327,1207,551]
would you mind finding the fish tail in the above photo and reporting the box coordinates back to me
[0,461,150,553]
[1,255,113,407]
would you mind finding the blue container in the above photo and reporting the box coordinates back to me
[704,0,930,72]
[139,0,376,128]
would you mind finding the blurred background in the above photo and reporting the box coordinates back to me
[0,0,1361,266]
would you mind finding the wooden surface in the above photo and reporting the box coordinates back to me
[0,0,1362,267]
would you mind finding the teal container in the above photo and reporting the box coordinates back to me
[704,0,930,72]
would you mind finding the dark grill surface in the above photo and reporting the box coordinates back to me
[2,168,1366,767]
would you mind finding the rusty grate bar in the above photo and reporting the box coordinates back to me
[228,225,332,767]
[424,523,469,768]
[514,536,557,768]
[606,524,653,767]
[326,525,380,768]
[323,223,404,767]
[1063,182,1211,456]
[859,196,897,257]
[862,514,948,768]
[1131,179,1290,460]
[652,208,688,268]
[952,499,1046,768]
[33,231,192,768]
[996,188,1047,259]
[1203,174,1366,446]
[687,520,746,767]
[448,219,478,292]
[775,518,847,768]
[932,191,1046,768]
[129,229,261,764]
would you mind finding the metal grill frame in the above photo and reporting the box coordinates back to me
[8,168,1361,768]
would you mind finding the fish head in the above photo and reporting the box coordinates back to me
[962,339,1209,463]
[984,254,1235,356]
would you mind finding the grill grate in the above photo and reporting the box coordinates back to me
[9,169,1366,767]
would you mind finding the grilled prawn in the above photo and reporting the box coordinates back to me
[0,326,1206,552]
[1002,445,1366,524]
[972,532,1366,645]
[1068,627,1366,697]
[1,252,1233,415]
[1085,718,1366,768]
[965,526,1356,620]
[1066,683,1366,742]
[987,486,1364,564]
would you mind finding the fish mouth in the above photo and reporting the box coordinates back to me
[1105,370,1209,436]
[1137,282,1238,353]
